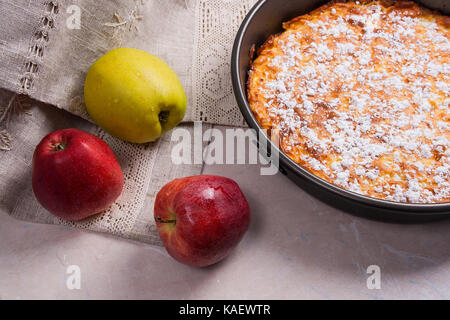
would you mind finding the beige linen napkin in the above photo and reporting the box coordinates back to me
[0,0,257,244]
[0,0,255,126]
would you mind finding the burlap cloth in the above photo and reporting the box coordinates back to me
[0,0,257,245]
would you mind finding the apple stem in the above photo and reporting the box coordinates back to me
[51,142,66,152]
[156,217,176,224]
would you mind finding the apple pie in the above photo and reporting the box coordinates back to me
[247,0,449,203]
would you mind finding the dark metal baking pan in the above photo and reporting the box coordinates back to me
[231,0,450,222]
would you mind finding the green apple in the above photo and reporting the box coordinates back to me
[84,48,187,143]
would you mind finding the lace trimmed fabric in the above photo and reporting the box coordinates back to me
[6,0,257,128]
[63,0,256,127]
[1,0,256,245]
[191,0,257,127]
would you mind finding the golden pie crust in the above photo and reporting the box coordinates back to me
[247,0,450,203]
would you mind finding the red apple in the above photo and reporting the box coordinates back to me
[154,175,251,267]
[32,128,124,221]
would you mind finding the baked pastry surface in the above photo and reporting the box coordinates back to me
[247,0,449,203]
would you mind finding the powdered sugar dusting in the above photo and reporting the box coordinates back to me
[248,1,450,203]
